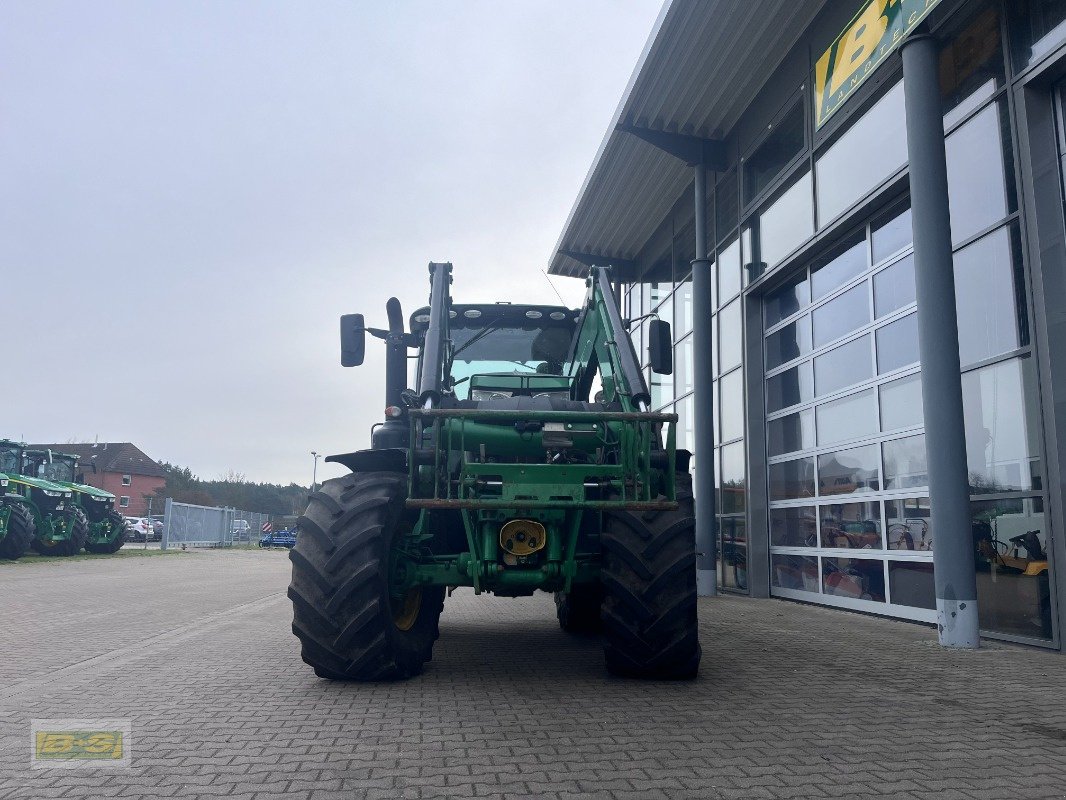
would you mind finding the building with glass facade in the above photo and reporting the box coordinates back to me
[549,0,1066,650]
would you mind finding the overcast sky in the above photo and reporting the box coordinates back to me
[1,1,660,486]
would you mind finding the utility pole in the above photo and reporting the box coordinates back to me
[145,496,152,551]
[310,451,320,494]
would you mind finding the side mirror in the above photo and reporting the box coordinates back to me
[340,314,366,367]
[648,319,673,375]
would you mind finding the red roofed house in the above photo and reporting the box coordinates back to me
[28,442,167,516]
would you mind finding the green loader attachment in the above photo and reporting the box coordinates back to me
[289,264,698,681]
[0,440,83,556]
[23,449,126,554]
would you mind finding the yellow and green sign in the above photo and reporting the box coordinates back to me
[815,0,942,129]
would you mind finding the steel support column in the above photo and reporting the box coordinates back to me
[692,163,717,596]
[902,34,979,648]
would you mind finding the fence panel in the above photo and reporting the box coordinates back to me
[162,500,274,549]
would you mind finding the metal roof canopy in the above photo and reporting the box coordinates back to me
[549,0,828,278]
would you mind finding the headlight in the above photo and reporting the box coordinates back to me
[42,489,64,497]
[470,389,512,401]
[0,478,7,488]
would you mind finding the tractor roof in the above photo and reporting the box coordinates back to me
[409,303,578,334]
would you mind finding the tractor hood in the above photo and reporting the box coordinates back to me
[5,473,73,494]
[56,481,115,500]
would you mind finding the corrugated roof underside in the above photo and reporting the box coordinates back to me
[550,0,827,278]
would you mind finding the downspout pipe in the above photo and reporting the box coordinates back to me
[901,33,980,648]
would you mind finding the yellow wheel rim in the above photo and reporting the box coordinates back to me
[392,587,422,631]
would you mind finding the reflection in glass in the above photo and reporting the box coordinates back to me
[816,81,907,224]
[940,6,1004,130]
[770,506,817,547]
[888,561,935,609]
[873,253,915,318]
[811,234,867,300]
[818,444,879,496]
[954,226,1022,367]
[719,368,744,443]
[756,171,814,270]
[674,279,693,339]
[718,299,742,372]
[886,496,932,551]
[876,312,919,374]
[813,283,870,348]
[719,440,746,515]
[879,373,924,432]
[676,394,694,452]
[675,335,693,397]
[764,272,809,328]
[883,434,928,489]
[765,316,811,370]
[814,335,871,397]
[744,102,806,199]
[946,102,1012,246]
[719,515,748,591]
[771,554,820,592]
[872,204,912,264]
[816,389,877,447]
[650,364,674,410]
[962,357,1041,494]
[972,497,1051,639]
[819,501,881,550]
[767,362,813,412]
[769,457,815,500]
[822,557,886,601]
[718,238,742,303]
[768,409,814,457]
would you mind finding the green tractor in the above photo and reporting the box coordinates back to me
[289,264,698,681]
[22,449,127,554]
[0,468,35,560]
[0,439,83,556]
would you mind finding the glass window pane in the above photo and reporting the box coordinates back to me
[818,444,880,497]
[719,368,744,442]
[886,496,933,551]
[766,316,811,370]
[1010,0,1066,72]
[879,372,924,432]
[972,497,1052,639]
[769,457,815,500]
[873,254,916,318]
[767,361,813,413]
[872,204,912,264]
[816,389,877,447]
[888,561,935,609]
[676,394,694,451]
[946,102,1013,245]
[719,514,748,591]
[754,171,814,272]
[940,6,1005,130]
[819,501,882,549]
[719,440,746,515]
[675,335,693,397]
[770,506,818,547]
[814,335,871,397]
[813,283,870,348]
[764,272,810,328]
[876,312,919,374]
[674,279,693,339]
[954,226,1023,367]
[962,357,1042,494]
[816,81,907,224]
[768,408,814,457]
[811,235,867,300]
[650,367,673,410]
[771,554,820,592]
[718,298,742,373]
[745,103,805,199]
[822,557,886,601]
[716,170,738,243]
[883,434,928,489]
[717,238,741,304]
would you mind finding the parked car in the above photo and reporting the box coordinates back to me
[124,516,161,542]
[231,519,251,541]
[259,528,297,549]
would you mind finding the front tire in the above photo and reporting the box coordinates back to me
[85,509,128,554]
[601,475,700,679]
[0,502,35,560]
[288,472,445,681]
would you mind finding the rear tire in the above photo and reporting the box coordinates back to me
[601,475,700,679]
[0,502,35,560]
[554,583,603,633]
[85,509,128,554]
[288,472,445,681]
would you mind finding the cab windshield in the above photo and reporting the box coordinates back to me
[0,445,21,474]
[449,322,573,400]
[38,458,76,483]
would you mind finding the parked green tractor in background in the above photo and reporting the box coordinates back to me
[0,439,83,556]
[0,467,35,560]
[289,264,698,681]
[23,449,126,554]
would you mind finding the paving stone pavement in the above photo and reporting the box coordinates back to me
[0,549,1064,799]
